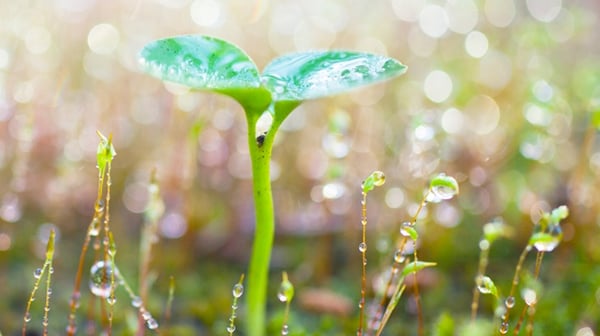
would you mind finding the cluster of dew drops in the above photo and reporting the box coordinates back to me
[88,260,158,330]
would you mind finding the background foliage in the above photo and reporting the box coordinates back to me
[0,0,599,334]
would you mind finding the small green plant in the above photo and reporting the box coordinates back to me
[66,132,160,335]
[22,229,55,336]
[497,205,567,335]
[358,171,458,336]
[138,34,407,336]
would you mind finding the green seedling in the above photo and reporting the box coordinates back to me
[139,34,406,336]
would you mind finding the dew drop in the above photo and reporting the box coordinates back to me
[89,261,118,298]
[400,221,415,238]
[106,296,116,305]
[232,283,244,298]
[479,239,490,251]
[227,325,236,333]
[142,310,152,321]
[24,312,31,322]
[34,268,43,279]
[429,173,459,201]
[393,249,405,263]
[281,324,289,335]
[146,318,159,330]
[505,296,515,308]
[49,267,54,274]
[89,219,100,236]
[131,296,142,308]
[358,242,367,253]
[499,321,509,334]
[477,285,491,294]
[521,288,537,306]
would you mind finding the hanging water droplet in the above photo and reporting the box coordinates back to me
[277,272,294,303]
[142,310,152,321]
[429,173,459,201]
[478,239,490,251]
[24,312,31,322]
[505,296,515,308]
[89,261,118,298]
[281,324,289,335]
[530,227,562,252]
[521,288,537,306]
[131,296,142,308]
[477,285,491,294]
[499,321,509,334]
[49,267,54,274]
[232,283,244,298]
[34,267,43,279]
[106,296,116,305]
[227,325,236,333]
[358,242,367,253]
[400,221,417,240]
[89,218,100,236]
[393,249,405,263]
[147,318,159,330]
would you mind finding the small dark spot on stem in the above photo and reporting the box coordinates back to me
[256,132,267,148]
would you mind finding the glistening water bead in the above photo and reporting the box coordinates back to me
[89,260,118,298]
[233,283,244,298]
[358,242,367,253]
[428,173,459,202]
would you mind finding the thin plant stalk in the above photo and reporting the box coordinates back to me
[512,251,545,335]
[371,193,428,333]
[22,229,55,336]
[138,170,164,335]
[357,190,368,336]
[471,244,489,321]
[499,245,532,335]
[245,112,278,336]
[411,243,424,336]
[66,166,106,335]
[228,274,245,335]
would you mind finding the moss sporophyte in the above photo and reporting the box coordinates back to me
[138,35,407,336]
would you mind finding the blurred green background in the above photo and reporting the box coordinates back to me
[0,0,599,335]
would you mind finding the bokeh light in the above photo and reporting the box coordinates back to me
[1,0,599,334]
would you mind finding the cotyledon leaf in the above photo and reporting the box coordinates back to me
[139,35,271,113]
[261,51,407,103]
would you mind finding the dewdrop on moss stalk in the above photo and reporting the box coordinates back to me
[427,173,459,203]
[89,261,118,298]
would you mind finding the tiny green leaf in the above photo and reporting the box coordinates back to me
[262,51,406,102]
[529,232,562,252]
[277,272,294,303]
[402,261,437,276]
[400,225,419,241]
[483,218,510,243]
[550,205,569,224]
[362,171,386,193]
[477,276,498,298]
[96,131,116,173]
[139,35,271,113]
